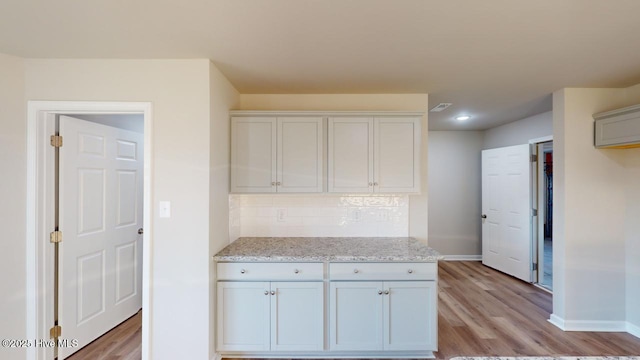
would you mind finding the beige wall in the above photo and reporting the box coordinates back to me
[552,86,640,328]
[625,147,640,331]
[0,53,27,360]
[238,94,430,243]
[25,59,213,359]
[427,131,483,257]
[483,111,553,149]
[208,61,240,358]
[623,84,640,332]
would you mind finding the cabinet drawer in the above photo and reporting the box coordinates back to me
[329,262,436,281]
[217,262,323,281]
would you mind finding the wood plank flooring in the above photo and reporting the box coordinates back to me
[66,310,141,360]
[436,261,640,359]
[65,262,640,359]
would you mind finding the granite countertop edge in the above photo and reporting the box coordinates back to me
[212,237,444,263]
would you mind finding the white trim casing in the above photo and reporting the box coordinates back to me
[529,135,553,144]
[26,101,153,360]
[441,255,482,261]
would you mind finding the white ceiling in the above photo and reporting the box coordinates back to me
[2,0,640,130]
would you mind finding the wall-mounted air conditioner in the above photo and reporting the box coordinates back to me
[594,103,640,148]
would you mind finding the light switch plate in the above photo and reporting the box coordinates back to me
[159,201,171,218]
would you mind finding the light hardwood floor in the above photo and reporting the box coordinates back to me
[66,311,141,360]
[66,261,640,359]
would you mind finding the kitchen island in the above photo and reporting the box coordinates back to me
[213,237,442,359]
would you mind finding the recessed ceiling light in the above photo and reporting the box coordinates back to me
[455,115,471,121]
[430,103,452,112]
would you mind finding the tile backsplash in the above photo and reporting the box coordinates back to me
[229,194,409,239]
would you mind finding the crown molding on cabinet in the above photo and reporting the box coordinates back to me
[230,110,425,117]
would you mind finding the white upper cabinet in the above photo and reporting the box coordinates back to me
[231,111,422,194]
[327,117,374,193]
[328,116,421,193]
[231,117,277,193]
[375,117,421,193]
[277,117,323,193]
[231,116,323,193]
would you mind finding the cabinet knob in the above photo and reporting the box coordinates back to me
[271,182,276,186]
[353,269,359,274]
[294,269,300,274]
[408,269,413,274]
[264,290,269,295]
[270,290,276,296]
[240,269,246,274]
[277,181,282,186]
[374,182,379,186]
[378,290,383,295]
[384,290,390,295]
[368,182,373,186]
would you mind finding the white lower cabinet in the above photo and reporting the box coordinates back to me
[330,281,437,351]
[217,281,323,352]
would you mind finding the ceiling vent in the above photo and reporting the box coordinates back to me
[430,103,452,112]
[593,103,640,149]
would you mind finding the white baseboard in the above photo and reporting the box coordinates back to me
[442,255,482,261]
[548,314,566,330]
[627,321,640,338]
[548,314,627,332]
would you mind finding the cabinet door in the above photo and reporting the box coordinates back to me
[277,117,323,193]
[327,117,374,193]
[217,282,270,351]
[374,117,421,193]
[329,281,383,350]
[383,281,437,351]
[231,117,277,193]
[270,282,324,351]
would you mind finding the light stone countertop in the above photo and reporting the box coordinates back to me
[213,237,443,262]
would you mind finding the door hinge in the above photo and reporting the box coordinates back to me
[50,135,63,148]
[530,154,538,162]
[532,263,538,271]
[50,325,62,339]
[50,230,63,243]
[532,208,538,216]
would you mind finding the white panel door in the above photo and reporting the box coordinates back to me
[374,117,421,193]
[277,117,323,193]
[270,282,323,351]
[481,144,532,282]
[217,282,270,351]
[383,281,436,351]
[328,117,374,193]
[330,281,383,351]
[231,117,277,193]
[59,116,143,359]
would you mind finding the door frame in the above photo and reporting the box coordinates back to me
[528,135,553,288]
[26,101,153,360]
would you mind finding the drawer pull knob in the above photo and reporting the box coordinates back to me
[378,290,383,295]
[294,269,300,274]
[240,269,246,274]
[264,290,269,295]
[408,269,413,274]
[384,290,390,295]
[270,290,276,295]
[353,269,359,274]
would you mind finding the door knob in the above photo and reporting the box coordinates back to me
[138,228,144,235]
[481,214,487,219]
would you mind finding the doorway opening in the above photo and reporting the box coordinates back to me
[532,140,553,292]
[26,101,152,360]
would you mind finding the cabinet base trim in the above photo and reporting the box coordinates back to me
[217,351,435,359]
